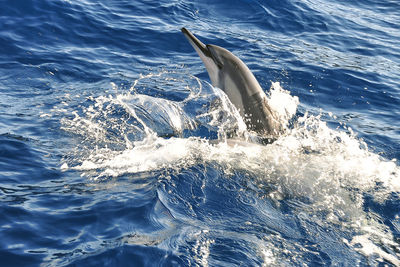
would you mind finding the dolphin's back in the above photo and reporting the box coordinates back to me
[208,45,281,136]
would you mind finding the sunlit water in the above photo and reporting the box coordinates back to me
[1,0,399,266]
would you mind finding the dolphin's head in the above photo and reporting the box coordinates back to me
[181,28,232,87]
[181,28,259,93]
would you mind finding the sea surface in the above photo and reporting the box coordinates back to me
[1,0,400,266]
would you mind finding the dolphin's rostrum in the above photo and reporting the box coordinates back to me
[181,28,282,139]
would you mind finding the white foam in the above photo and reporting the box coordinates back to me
[73,135,202,179]
[347,234,400,266]
[60,162,69,171]
[267,82,299,128]
[260,248,277,266]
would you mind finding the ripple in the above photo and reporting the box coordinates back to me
[237,191,258,206]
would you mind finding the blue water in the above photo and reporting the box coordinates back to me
[1,0,400,266]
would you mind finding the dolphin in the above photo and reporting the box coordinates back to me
[181,27,282,139]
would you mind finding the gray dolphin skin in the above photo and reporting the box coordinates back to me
[181,27,282,138]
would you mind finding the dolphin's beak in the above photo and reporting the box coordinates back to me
[181,28,223,69]
[181,27,211,58]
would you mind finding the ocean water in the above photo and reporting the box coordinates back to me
[1,0,400,266]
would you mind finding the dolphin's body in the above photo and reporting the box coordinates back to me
[181,27,281,138]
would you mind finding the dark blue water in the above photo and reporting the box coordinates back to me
[1,0,400,266]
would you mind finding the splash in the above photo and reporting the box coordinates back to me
[267,81,299,128]
[60,71,400,265]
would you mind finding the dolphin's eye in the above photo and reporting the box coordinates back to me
[206,45,224,69]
